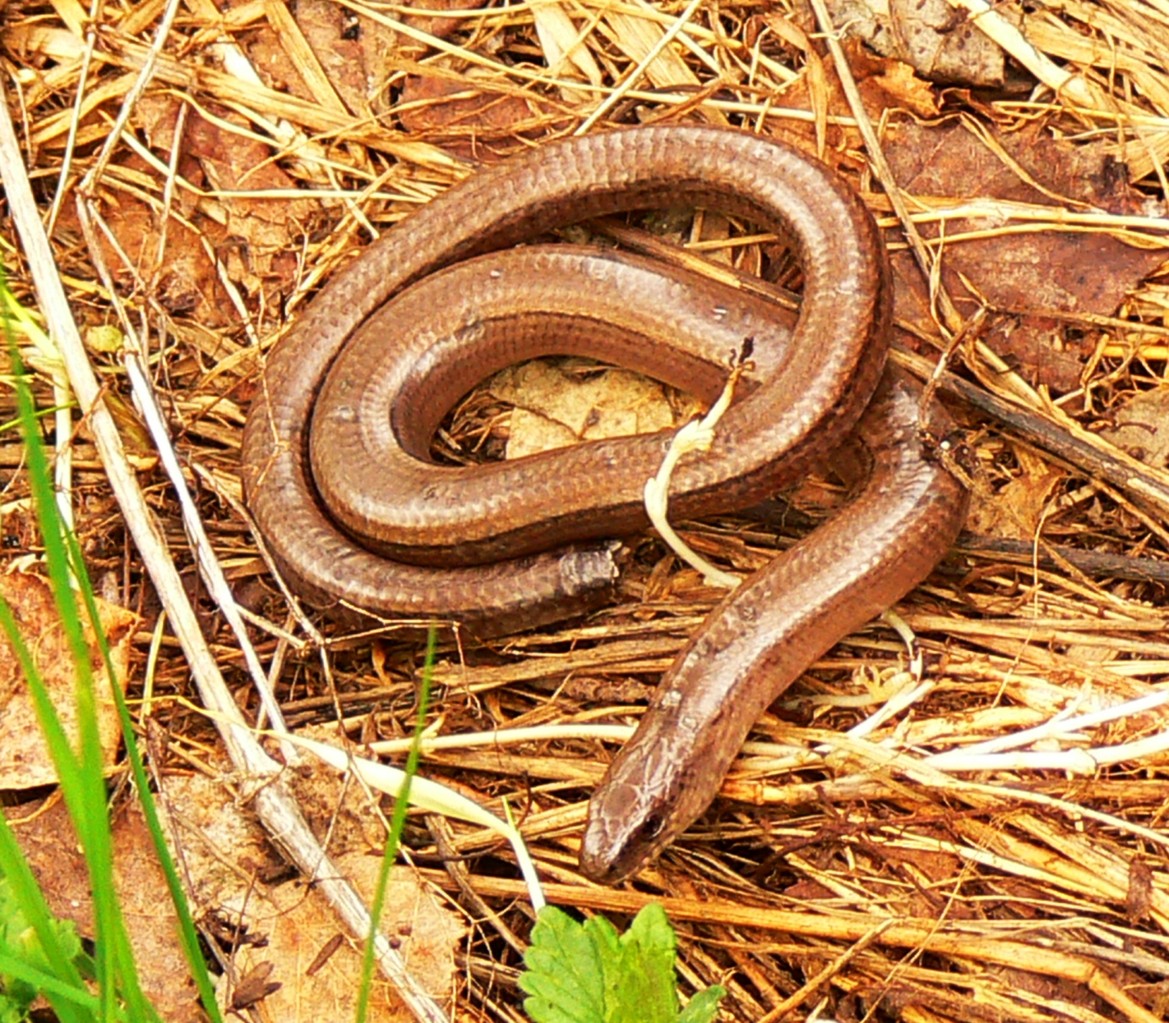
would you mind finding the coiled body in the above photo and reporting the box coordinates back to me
[241,126,968,882]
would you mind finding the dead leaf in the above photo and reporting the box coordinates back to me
[156,753,463,1019]
[56,93,324,329]
[84,324,123,353]
[151,768,284,913]
[230,961,281,1009]
[399,0,486,42]
[1098,386,1169,469]
[245,0,400,119]
[53,165,222,324]
[966,447,1062,540]
[231,854,464,1020]
[1128,857,1154,925]
[485,358,701,459]
[854,51,943,119]
[398,73,539,154]
[180,106,318,300]
[885,118,1168,391]
[245,0,502,126]
[0,571,135,789]
[827,0,1006,88]
[5,798,204,1023]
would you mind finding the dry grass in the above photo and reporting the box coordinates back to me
[4,0,1169,1020]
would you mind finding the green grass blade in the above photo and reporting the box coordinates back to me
[2,273,161,1021]
[0,951,101,1015]
[2,274,223,1021]
[354,625,438,1023]
[0,753,89,1023]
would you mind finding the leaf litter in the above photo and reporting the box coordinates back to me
[3,0,1169,1021]
[0,572,134,789]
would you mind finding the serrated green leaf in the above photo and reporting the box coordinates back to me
[624,904,674,956]
[580,913,625,1014]
[677,985,726,1023]
[0,874,85,1020]
[611,905,678,1023]
[0,875,82,971]
[520,907,607,1023]
[1,993,29,1023]
[519,903,726,1023]
[582,913,621,954]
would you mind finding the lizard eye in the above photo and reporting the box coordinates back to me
[635,813,664,843]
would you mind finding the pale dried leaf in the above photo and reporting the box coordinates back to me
[0,571,134,789]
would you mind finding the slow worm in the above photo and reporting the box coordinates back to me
[240,125,969,883]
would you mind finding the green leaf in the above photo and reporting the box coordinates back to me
[0,992,29,1023]
[677,986,726,1023]
[519,904,725,1023]
[0,874,85,1020]
[520,907,608,1023]
[611,904,677,1023]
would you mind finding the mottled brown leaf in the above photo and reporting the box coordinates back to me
[885,118,1167,391]
[398,73,538,154]
[1099,385,1169,470]
[5,799,204,1023]
[0,571,134,788]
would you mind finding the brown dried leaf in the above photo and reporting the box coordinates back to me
[486,359,700,459]
[828,0,1006,88]
[230,961,281,1010]
[245,0,401,119]
[232,854,464,1019]
[155,754,462,1018]
[856,53,943,118]
[181,108,318,296]
[1098,386,1169,470]
[154,769,284,911]
[5,798,203,1022]
[53,164,221,323]
[966,448,1062,540]
[77,93,323,327]
[885,118,1168,390]
[1129,857,1154,925]
[0,571,135,789]
[398,73,538,152]
[398,0,482,42]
